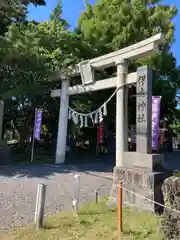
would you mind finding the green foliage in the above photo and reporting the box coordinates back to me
[0,1,95,106]
[78,0,177,52]
[0,0,46,20]
[0,2,79,100]
[0,2,71,139]
[50,2,68,28]
[0,0,46,35]
[0,1,98,142]
[170,122,180,134]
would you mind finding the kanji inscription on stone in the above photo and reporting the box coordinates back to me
[136,66,152,153]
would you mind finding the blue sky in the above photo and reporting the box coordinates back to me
[28,0,180,65]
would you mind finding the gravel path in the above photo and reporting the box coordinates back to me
[0,164,113,230]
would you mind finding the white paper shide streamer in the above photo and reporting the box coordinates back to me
[68,86,121,127]
[68,104,106,128]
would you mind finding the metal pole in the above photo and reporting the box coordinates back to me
[35,183,46,230]
[117,184,123,239]
[31,108,36,163]
[96,189,99,204]
[31,135,35,162]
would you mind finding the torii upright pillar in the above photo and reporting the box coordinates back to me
[116,59,128,167]
[55,79,70,164]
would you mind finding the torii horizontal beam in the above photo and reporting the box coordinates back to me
[51,33,163,97]
[51,72,136,97]
[50,33,163,81]
[87,33,163,69]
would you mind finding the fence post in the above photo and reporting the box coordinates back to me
[117,184,123,239]
[34,183,40,224]
[35,183,46,230]
[73,174,80,214]
[96,189,99,204]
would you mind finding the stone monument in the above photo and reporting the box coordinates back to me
[113,66,171,212]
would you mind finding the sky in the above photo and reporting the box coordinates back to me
[28,0,180,65]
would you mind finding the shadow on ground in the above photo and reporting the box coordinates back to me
[0,150,179,180]
[0,162,114,179]
[0,149,115,179]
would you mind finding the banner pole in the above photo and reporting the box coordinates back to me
[31,108,36,163]
[31,134,35,163]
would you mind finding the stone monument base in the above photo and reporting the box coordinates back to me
[123,152,164,171]
[112,153,171,213]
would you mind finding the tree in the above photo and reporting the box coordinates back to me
[50,2,68,28]
[77,0,180,122]
[0,0,46,35]
[0,0,46,21]
[0,3,74,89]
[0,2,81,143]
[78,0,177,51]
[0,1,96,102]
[170,122,180,134]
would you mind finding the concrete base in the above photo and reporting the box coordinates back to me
[55,154,65,164]
[112,165,172,212]
[123,152,164,171]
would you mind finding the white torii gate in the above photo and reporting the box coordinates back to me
[51,33,164,165]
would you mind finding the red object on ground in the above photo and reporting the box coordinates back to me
[97,122,104,144]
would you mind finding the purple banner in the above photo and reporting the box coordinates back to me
[34,109,43,140]
[131,96,161,149]
[152,97,161,150]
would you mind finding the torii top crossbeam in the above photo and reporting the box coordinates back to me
[51,33,163,97]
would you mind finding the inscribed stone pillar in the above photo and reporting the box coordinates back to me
[136,66,152,154]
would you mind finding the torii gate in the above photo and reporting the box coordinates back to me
[51,33,164,168]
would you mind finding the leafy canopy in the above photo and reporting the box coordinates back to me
[78,0,177,52]
[0,0,46,35]
[0,1,80,120]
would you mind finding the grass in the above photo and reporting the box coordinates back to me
[173,171,180,177]
[0,201,163,240]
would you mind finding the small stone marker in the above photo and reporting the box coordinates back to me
[72,174,80,214]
